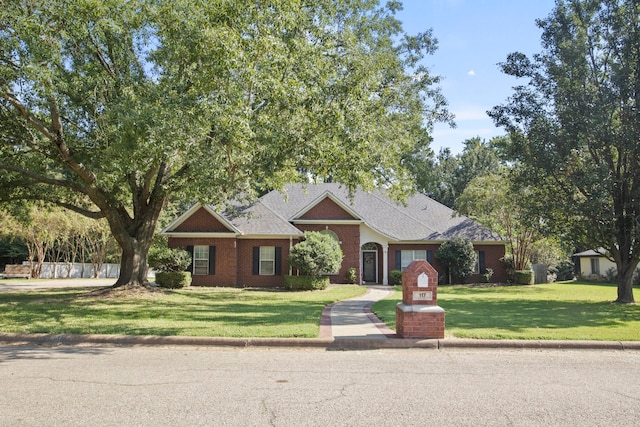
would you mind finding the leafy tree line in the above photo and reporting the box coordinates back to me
[408,134,573,279]
[0,205,118,278]
[407,136,503,209]
[0,0,452,289]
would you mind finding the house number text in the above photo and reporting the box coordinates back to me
[413,291,433,301]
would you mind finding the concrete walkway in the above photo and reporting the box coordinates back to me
[320,285,396,339]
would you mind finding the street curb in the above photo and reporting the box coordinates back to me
[0,333,638,351]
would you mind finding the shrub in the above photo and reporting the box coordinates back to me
[390,269,403,286]
[501,255,516,282]
[554,259,576,281]
[148,246,192,272]
[284,275,329,290]
[514,270,534,285]
[604,267,618,282]
[346,267,357,284]
[288,231,343,276]
[155,271,192,289]
[482,267,494,283]
[436,237,476,284]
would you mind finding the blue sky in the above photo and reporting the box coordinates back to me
[395,0,556,154]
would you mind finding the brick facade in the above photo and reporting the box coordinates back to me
[236,239,294,287]
[174,207,232,232]
[169,237,297,287]
[388,243,507,285]
[168,237,237,286]
[299,198,357,220]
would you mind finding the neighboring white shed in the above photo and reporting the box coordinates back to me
[573,249,617,279]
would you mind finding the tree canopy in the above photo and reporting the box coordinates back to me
[489,0,640,302]
[0,0,451,288]
[408,136,501,208]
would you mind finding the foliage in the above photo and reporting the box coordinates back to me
[148,246,191,273]
[514,270,534,286]
[155,271,191,289]
[488,0,640,303]
[501,255,516,283]
[0,236,27,267]
[604,267,618,283]
[456,172,538,271]
[284,275,330,291]
[288,232,343,277]
[529,238,568,267]
[0,0,451,289]
[555,259,576,281]
[346,267,357,285]
[390,269,403,286]
[481,268,494,283]
[408,137,502,208]
[0,206,118,278]
[435,238,476,284]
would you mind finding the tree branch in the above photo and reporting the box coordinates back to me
[56,202,106,220]
[0,163,87,194]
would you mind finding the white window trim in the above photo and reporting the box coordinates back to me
[194,245,209,275]
[400,250,427,270]
[260,246,275,276]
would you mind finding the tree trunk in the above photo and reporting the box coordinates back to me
[106,191,165,289]
[114,237,152,288]
[615,260,636,304]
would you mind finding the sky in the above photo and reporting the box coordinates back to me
[394,0,557,155]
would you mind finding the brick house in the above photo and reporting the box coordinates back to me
[162,183,507,287]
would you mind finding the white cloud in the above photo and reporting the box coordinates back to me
[467,69,476,76]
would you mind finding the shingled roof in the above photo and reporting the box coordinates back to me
[216,183,503,242]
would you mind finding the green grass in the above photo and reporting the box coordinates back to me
[0,285,365,338]
[372,282,640,341]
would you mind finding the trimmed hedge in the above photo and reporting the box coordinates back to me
[155,271,192,289]
[284,275,329,291]
[390,269,403,286]
[514,270,534,285]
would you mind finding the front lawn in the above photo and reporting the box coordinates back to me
[371,282,640,341]
[0,285,365,338]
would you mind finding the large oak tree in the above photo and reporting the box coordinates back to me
[490,0,639,302]
[0,0,451,288]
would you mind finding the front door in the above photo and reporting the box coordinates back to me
[362,251,377,283]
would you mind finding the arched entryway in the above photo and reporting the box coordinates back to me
[361,242,380,283]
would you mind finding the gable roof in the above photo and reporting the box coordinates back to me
[259,183,503,242]
[574,248,607,257]
[164,183,504,242]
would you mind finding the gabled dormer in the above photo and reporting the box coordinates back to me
[161,204,239,237]
[291,192,362,225]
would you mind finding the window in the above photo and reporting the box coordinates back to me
[194,246,209,275]
[260,246,275,276]
[253,246,282,276]
[590,258,600,275]
[400,250,427,270]
[474,251,486,274]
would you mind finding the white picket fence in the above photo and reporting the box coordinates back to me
[34,262,121,279]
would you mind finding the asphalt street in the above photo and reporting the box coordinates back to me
[0,345,638,426]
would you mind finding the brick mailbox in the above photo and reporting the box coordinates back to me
[396,259,445,339]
